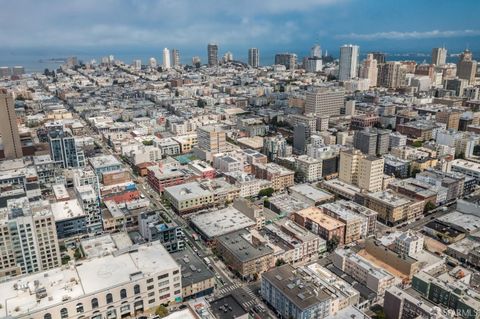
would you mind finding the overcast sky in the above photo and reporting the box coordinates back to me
[1,0,479,57]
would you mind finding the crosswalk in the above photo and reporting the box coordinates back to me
[216,282,242,296]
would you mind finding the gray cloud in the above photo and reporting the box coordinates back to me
[336,29,480,40]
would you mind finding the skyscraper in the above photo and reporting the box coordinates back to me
[338,44,359,81]
[132,59,141,70]
[431,47,447,66]
[248,48,260,68]
[457,49,477,84]
[171,48,180,68]
[163,48,171,69]
[371,52,386,64]
[0,88,22,159]
[275,53,297,70]
[360,53,378,87]
[311,44,322,58]
[208,43,218,66]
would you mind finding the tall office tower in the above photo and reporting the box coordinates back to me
[223,51,233,62]
[358,156,384,192]
[197,126,226,154]
[148,57,157,68]
[192,56,201,68]
[305,88,345,116]
[305,57,323,73]
[162,48,171,69]
[457,49,477,84]
[0,66,11,77]
[171,48,180,67]
[360,53,378,87]
[132,59,141,70]
[293,123,309,155]
[208,43,219,66]
[377,61,407,88]
[311,44,322,58]
[0,199,61,278]
[0,89,22,159]
[275,53,297,70]
[432,47,447,66]
[339,149,363,185]
[48,126,85,168]
[371,52,386,64]
[248,48,260,67]
[353,128,390,156]
[338,44,359,81]
[12,66,25,76]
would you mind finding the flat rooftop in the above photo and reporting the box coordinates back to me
[289,184,334,203]
[0,242,178,318]
[50,199,85,221]
[296,207,345,231]
[190,206,256,239]
[217,230,273,263]
[171,246,215,288]
[262,264,331,310]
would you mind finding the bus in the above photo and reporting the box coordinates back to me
[204,257,211,266]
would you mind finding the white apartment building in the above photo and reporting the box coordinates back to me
[0,242,182,319]
[296,155,323,182]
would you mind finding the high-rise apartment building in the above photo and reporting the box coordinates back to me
[305,88,345,116]
[197,126,226,154]
[0,199,61,278]
[162,48,171,69]
[353,128,390,156]
[223,51,233,63]
[48,127,85,168]
[338,44,359,81]
[171,48,180,67]
[192,56,201,68]
[263,135,292,161]
[275,53,297,70]
[0,89,22,159]
[371,52,386,64]
[431,47,447,66]
[358,156,384,192]
[378,61,407,88]
[339,149,363,185]
[457,49,477,84]
[339,149,384,192]
[207,43,218,66]
[360,53,378,87]
[248,48,259,67]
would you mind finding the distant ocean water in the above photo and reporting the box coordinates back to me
[0,49,474,73]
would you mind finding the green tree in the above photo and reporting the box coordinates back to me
[258,187,274,197]
[411,140,423,148]
[197,99,206,108]
[275,259,286,267]
[142,140,153,146]
[424,201,436,213]
[410,168,421,178]
[155,305,169,317]
[327,236,340,252]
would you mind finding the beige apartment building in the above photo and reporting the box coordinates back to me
[339,149,384,192]
[293,207,346,246]
[0,199,61,278]
[360,190,424,226]
[0,88,22,159]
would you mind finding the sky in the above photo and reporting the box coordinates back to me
[0,0,479,63]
